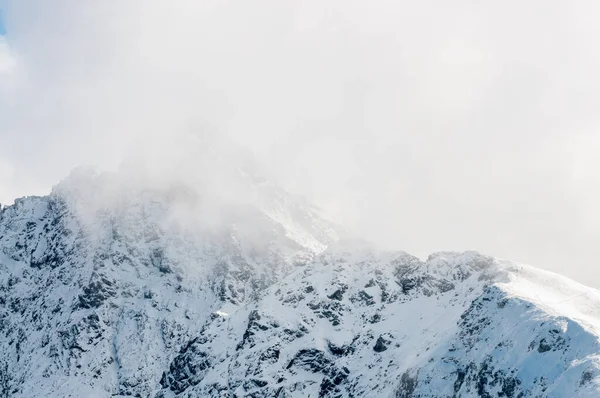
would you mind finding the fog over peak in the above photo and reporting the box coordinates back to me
[1,1,600,286]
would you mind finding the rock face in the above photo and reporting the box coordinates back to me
[1,168,600,397]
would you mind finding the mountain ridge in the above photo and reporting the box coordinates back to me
[0,164,599,397]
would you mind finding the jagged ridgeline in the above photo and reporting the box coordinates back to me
[1,145,600,397]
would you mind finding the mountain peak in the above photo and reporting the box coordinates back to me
[1,150,600,396]
[50,133,343,255]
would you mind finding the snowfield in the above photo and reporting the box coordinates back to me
[0,165,600,397]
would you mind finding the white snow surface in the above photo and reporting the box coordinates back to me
[0,165,600,397]
[498,262,600,333]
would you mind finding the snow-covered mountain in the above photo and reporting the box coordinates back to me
[1,146,600,397]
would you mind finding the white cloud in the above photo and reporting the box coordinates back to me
[0,36,15,74]
[0,156,16,205]
[1,0,600,286]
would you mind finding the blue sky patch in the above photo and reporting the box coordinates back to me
[0,9,5,35]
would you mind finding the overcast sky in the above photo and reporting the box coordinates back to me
[1,1,600,286]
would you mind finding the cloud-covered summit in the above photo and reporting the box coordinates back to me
[1,1,600,285]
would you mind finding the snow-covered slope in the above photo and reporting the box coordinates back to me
[164,246,600,398]
[1,162,600,397]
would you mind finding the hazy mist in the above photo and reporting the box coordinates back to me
[1,1,600,285]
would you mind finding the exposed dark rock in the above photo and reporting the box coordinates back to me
[308,300,345,326]
[259,346,281,363]
[398,277,421,295]
[581,370,594,387]
[350,290,375,306]
[303,285,315,294]
[374,336,391,352]
[468,356,524,398]
[364,279,376,288]
[327,285,348,301]
[160,338,211,394]
[327,340,356,357]
[238,310,270,350]
[435,280,456,293]
[77,275,116,309]
[286,349,331,373]
[537,338,552,353]
[454,367,467,395]
[319,366,350,397]
[282,293,305,305]
[282,326,308,341]
[0,361,11,398]
[395,370,418,398]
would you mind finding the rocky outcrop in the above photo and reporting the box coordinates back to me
[0,171,599,397]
